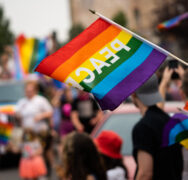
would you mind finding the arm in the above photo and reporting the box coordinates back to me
[71,111,84,132]
[135,150,153,180]
[158,67,173,109]
[90,110,103,125]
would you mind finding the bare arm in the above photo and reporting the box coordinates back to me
[158,67,173,109]
[135,150,153,180]
[71,111,84,132]
[90,110,103,126]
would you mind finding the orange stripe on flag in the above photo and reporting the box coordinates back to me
[51,25,121,81]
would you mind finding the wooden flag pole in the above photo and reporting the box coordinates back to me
[89,9,188,66]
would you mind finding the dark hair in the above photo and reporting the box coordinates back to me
[182,69,188,98]
[101,154,127,178]
[62,132,107,180]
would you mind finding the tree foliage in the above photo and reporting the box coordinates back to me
[69,24,85,41]
[0,6,14,54]
[112,11,127,27]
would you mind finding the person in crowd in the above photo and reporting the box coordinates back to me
[57,131,107,180]
[95,130,127,180]
[0,53,12,80]
[19,129,46,180]
[16,81,53,131]
[71,90,103,133]
[131,74,183,180]
[159,62,184,104]
[16,81,54,179]
[52,86,75,138]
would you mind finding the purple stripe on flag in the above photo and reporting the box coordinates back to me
[162,117,180,147]
[172,113,188,122]
[96,49,167,110]
[162,113,188,146]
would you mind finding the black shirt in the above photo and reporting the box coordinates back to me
[132,105,183,180]
[72,97,99,133]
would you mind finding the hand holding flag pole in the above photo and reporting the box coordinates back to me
[89,9,188,66]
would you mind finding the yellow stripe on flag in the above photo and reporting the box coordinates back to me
[20,38,35,74]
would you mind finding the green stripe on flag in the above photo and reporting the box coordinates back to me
[176,130,188,143]
[80,37,142,92]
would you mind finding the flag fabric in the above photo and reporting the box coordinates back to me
[0,104,16,115]
[14,35,48,80]
[158,12,188,30]
[35,18,167,110]
[162,113,188,149]
[0,122,13,145]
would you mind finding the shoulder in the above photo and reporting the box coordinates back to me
[107,167,125,180]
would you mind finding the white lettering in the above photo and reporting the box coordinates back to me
[100,47,119,64]
[90,58,110,74]
[76,67,95,83]
[111,39,131,52]
[65,77,84,90]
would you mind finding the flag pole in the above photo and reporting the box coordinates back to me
[89,9,188,66]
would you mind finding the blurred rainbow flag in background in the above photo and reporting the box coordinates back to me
[0,122,13,145]
[35,17,167,110]
[162,113,188,149]
[14,34,48,80]
[0,103,16,115]
[158,12,188,30]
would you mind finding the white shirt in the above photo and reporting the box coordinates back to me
[16,95,52,130]
[107,167,126,180]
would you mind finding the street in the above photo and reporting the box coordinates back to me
[0,168,58,180]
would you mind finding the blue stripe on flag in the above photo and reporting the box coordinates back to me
[91,43,153,99]
[169,118,188,145]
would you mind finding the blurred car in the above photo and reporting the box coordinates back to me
[91,102,185,180]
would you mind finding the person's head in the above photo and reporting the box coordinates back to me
[94,130,127,177]
[61,132,106,180]
[78,90,90,100]
[23,128,37,142]
[25,81,38,99]
[181,69,188,100]
[64,86,73,103]
[132,74,163,108]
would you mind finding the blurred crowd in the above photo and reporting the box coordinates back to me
[0,32,188,180]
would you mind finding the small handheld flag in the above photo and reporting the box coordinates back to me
[35,11,187,110]
[0,122,13,145]
[162,113,188,149]
[158,12,188,30]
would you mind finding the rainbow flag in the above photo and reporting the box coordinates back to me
[0,104,16,115]
[14,34,48,80]
[35,18,167,110]
[158,12,188,30]
[0,122,13,145]
[162,113,188,149]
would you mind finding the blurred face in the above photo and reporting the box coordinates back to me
[25,84,37,99]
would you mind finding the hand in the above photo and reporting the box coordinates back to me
[76,123,84,132]
[174,65,185,79]
[162,67,173,83]
[34,114,43,122]
[90,117,98,126]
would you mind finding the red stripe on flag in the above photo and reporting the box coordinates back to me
[35,18,110,75]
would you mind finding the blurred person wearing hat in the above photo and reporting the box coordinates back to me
[95,130,127,180]
[131,74,183,180]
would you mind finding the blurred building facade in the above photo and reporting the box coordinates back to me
[70,0,188,60]
[70,0,161,42]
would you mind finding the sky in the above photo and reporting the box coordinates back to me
[0,0,72,42]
